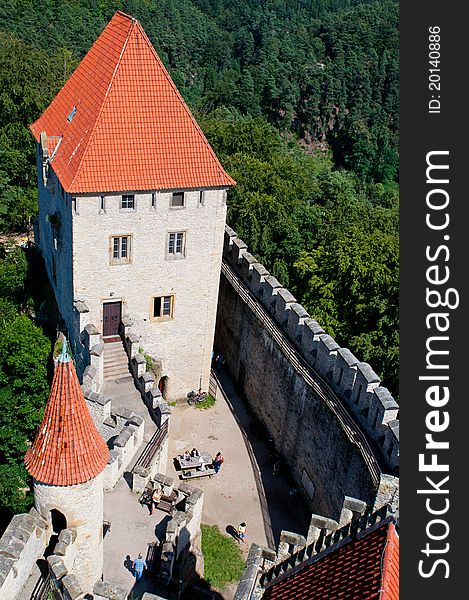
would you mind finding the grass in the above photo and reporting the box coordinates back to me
[201,524,245,589]
[193,393,216,410]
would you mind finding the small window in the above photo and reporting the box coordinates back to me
[152,294,174,320]
[170,192,184,208]
[121,194,135,210]
[100,196,106,213]
[110,235,132,264]
[72,197,78,214]
[151,192,157,209]
[198,191,205,207]
[167,231,186,259]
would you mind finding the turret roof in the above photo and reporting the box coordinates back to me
[30,10,235,194]
[25,341,110,486]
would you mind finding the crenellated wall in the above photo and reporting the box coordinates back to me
[215,226,399,518]
[0,508,49,599]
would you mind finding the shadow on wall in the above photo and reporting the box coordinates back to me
[215,369,311,547]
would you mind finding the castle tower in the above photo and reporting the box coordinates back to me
[25,340,110,591]
[30,10,235,399]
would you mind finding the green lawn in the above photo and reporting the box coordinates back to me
[193,393,216,410]
[201,524,245,589]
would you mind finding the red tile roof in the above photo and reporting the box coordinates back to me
[25,347,109,486]
[30,10,235,194]
[263,521,399,600]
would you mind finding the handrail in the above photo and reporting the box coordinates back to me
[134,419,169,470]
[221,260,381,488]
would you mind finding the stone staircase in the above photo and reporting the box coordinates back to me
[103,340,131,381]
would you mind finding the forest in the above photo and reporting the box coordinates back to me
[0,0,398,526]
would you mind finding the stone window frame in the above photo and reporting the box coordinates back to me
[170,191,185,209]
[150,293,175,322]
[151,192,157,210]
[120,194,136,211]
[99,195,106,214]
[166,230,187,260]
[198,190,205,207]
[109,234,132,265]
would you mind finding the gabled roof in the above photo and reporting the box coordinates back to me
[262,519,399,600]
[25,342,109,486]
[30,10,235,194]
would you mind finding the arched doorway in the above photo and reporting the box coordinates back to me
[44,509,67,557]
[158,376,168,399]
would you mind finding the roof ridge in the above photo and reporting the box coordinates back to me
[136,21,234,187]
[69,15,136,191]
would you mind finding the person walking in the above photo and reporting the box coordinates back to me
[132,553,147,581]
[213,451,224,474]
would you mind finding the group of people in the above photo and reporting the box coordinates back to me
[179,447,200,461]
[178,449,225,474]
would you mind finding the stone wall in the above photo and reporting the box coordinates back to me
[156,478,204,590]
[215,226,399,519]
[35,147,79,366]
[0,508,48,599]
[70,188,228,401]
[83,389,145,491]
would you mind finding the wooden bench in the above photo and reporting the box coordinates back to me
[180,466,216,480]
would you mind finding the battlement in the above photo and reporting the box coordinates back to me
[222,226,399,474]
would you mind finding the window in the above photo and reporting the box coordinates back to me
[100,196,106,213]
[170,192,184,208]
[151,192,157,209]
[121,194,135,210]
[152,294,174,320]
[110,235,132,264]
[167,231,186,259]
[198,191,205,207]
[72,197,78,214]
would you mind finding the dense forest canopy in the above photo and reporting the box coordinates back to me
[0,0,399,523]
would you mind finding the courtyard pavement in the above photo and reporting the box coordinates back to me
[101,369,310,599]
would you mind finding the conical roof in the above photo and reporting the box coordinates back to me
[25,341,110,486]
[30,10,235,194]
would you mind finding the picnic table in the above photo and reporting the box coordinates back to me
[178,452,216,479]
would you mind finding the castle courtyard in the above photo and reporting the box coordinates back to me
[101,368,310,599]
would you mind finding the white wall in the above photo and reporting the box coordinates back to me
[72,189,227,400]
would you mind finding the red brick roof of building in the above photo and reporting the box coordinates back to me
[262,521,399,600]
[25,345,110,486]
[30,10,235,194]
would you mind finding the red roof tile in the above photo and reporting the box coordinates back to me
[263,521,399,600]
[25,349,109,486]
[30,10,235,194]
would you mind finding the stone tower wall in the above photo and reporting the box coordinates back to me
[33,474,104,592]
[70,188,227,401]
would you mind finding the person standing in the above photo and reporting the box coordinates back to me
[237,522,247,543]
[213,451,224,473]
[132,553,147,581]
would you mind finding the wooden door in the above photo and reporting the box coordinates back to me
[103,301,122,337]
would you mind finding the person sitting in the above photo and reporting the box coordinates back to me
[190,447,200,458]
[182,450,191,461]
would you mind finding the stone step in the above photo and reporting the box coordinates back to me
[103,366,131,379]
[103,355,128,365]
